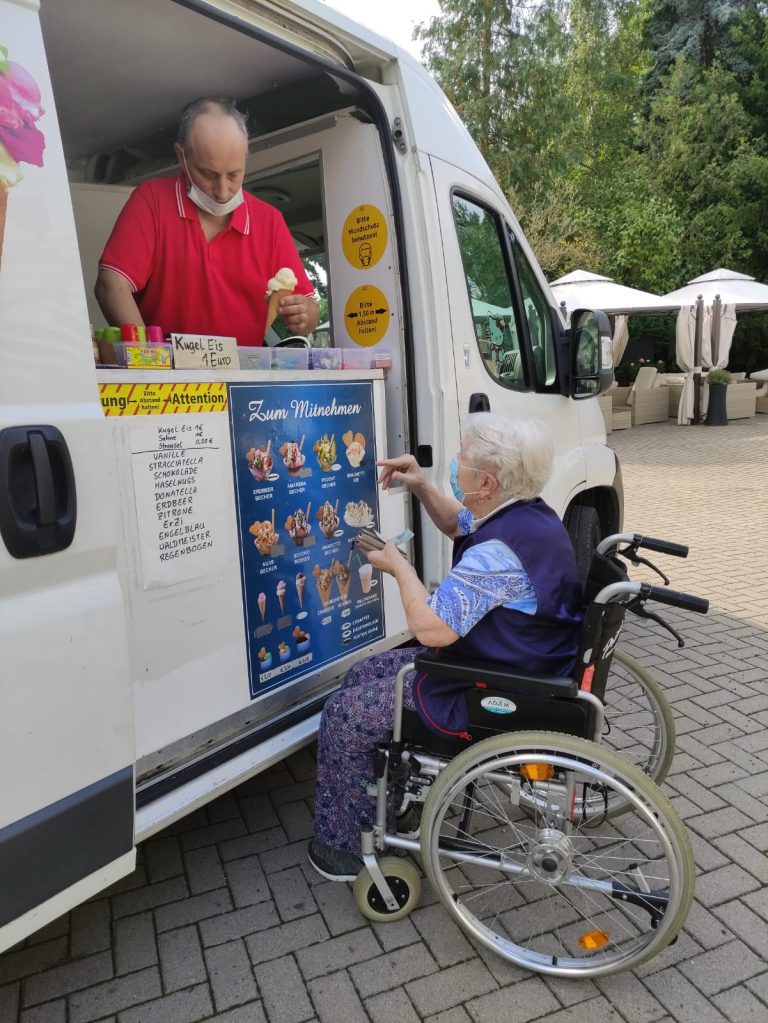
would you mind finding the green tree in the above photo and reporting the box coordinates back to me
[643,0,759,93]
[639,58,768,280]
[512,179,604,279]
[416,1,572,194]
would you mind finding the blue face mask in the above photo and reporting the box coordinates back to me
[449,456,482,504]
[449,457,463,502]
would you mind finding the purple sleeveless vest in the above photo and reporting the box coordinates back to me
[415,499,583,736]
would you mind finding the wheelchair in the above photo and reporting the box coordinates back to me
[352,532,709,978]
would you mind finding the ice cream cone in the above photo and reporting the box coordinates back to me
[0,188,7,270]
[296,573,306,609]
[258,592,267,622]
[278,595,285,614]
[264,288,293,338]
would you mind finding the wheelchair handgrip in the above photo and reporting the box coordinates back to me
[642,584,709,614]
[633,535,689,558]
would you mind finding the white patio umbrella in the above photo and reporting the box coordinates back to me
[550,270,679,317]
[664,269,763,423]
[612,315,630,365]
[550,270,678,366]
[675,303,737,424]
[663,268,768,312]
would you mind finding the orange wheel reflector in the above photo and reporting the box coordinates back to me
[520,763,554,781]
[578,930,610,951]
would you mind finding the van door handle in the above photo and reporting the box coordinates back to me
[469,393,490,413]
[0,425,77,558]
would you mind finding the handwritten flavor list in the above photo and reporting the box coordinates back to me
[229,381,385,699]
[129,418,231,590]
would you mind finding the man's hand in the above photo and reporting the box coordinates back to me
[376,454,427,492]
[279,293,319,335]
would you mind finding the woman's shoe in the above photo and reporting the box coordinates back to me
[307,839,363,882]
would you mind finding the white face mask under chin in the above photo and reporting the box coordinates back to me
[183,154,243,217]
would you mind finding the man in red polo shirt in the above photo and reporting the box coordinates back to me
[95,97,318,346]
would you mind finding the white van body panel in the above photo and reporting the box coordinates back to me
[0,0,619,948]
[0,0,136,950]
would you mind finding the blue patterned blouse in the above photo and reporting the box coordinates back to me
[427,506,536,636]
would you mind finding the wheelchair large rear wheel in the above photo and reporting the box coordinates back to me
[598,649,676,815]
[420,731,694,978]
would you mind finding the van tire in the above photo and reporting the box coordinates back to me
[564,504,601,592]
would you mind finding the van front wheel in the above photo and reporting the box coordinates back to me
[564,504,601,591]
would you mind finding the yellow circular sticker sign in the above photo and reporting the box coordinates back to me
[342,205,388,270]
[344,286,390,346]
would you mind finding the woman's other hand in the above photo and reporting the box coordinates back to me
[361,540,403,577]
[376,454,425,492]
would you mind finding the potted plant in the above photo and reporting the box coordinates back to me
[705,368,732,426]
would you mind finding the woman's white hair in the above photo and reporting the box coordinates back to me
[461,413,554,500]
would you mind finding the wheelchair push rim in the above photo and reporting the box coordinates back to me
[420,730,695,978]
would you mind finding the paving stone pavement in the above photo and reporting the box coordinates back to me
[2,416,767,1023]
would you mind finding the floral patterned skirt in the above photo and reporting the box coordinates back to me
[313,647,425,854]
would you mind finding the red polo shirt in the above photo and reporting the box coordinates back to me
[99,175,314,346]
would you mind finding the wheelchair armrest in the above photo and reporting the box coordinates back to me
[413,652,579,699]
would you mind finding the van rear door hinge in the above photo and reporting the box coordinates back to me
[392,117,407,154]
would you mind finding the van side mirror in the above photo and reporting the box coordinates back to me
[569,309,614,399]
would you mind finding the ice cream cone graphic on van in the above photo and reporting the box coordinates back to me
[0,46,46,270]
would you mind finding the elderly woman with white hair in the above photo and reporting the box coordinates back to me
[308,413,583,881]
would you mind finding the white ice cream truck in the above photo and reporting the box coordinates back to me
[0,0,618,950]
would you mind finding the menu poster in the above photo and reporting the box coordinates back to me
[229,381,385,699]
[129,418,231,589]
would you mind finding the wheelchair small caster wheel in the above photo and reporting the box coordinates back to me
[354,857,421,922]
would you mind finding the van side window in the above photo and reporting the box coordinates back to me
[451,195,526,390]
[508,233,556,387]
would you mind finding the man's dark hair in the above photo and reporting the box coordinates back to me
[177,97,248,151]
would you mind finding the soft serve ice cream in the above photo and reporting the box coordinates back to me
[0,47,46,267]
[264,267,298,337]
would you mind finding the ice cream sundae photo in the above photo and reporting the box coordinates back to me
[344,499,374,527]
[264,266,297,339]
[248,512,279,556]
[0,46,46,270]
[313,433,337,472]
[342,431,366,468]
[257,647,272,670]
[316,499,340,540]
[312,563,334,609]
[292,625,310,653]
[278,641,291,663]
[280,438,306,476]
[295,571,307,609]
[332,560,352,601]
[245,442,273,482]
[285,504,311,546]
